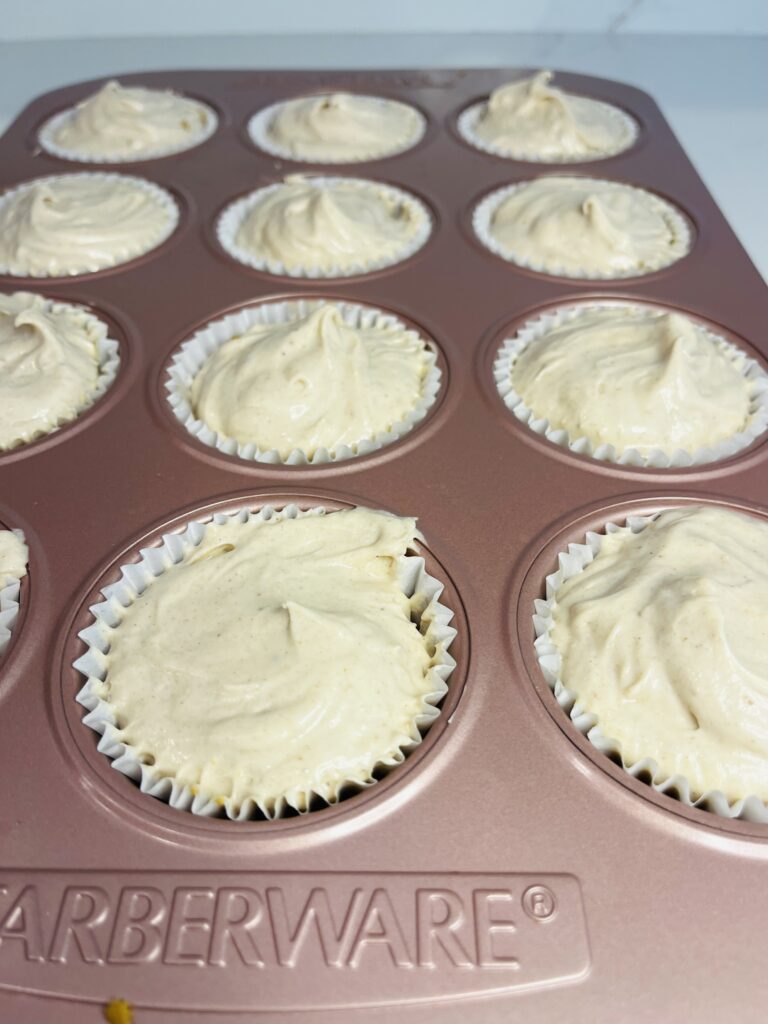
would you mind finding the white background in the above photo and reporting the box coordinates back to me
[2,0,767,39]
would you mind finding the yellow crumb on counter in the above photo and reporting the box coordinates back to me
[103,997,133,1024]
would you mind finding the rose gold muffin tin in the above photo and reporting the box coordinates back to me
[1,69,767,1022]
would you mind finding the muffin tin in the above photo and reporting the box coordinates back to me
[1,68,767,1023]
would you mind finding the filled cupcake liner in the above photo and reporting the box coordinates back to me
[165,298,442,465]
[457,98,638,163]
[0,173,180,278]
[494,303,768,468]
[1,298,121,453]
[0,529,27,659]
[533,511,768,822]
[38,101,219,164]
[247,96,426,164]
[216,176,432,279]
[472,178,691,279]
[74,504,458,821]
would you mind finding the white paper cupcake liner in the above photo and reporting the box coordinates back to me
[38,100,219,164]
[0,173,180,278]
[0,529,27,659]
[217,176,432,279]
[494,303,768,468]
[473,178,691,279]
[1,297,121,452]
[457,99,638,163]
[74,504,458,820]
[534,511,768,822]
[165,299,442,465]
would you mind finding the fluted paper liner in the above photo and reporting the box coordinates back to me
[495,303,768,468]
[0,173,180,278]
[38,100,219,164]
[217,176,432,279]
[473,178,691,279]
[247,95,426,164]
[457,98,638,163]
[534,511,768,822]
[165,299,442,465]
[74,504,458,820]
[0,529,27,659]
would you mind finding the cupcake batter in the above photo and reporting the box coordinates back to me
[190,305,431,458]
[98,509,438,813]
[0,292,105,450]
[486,176,686,277]
[472,70,634,160]
[551,506,768,802]
[45,79,213,160]
[0,174,175,276]
[232,175,425,274]
[0,530,27,585]
[512,306,752,455]
[265,92,423,161]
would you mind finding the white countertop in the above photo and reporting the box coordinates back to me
[0,32,766,282]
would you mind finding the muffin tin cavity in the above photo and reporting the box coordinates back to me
[162,297,445,467]
[66,497,468,830]
[517,497,768,833]
[492,301,768,470]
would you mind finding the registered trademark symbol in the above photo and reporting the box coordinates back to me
[522,885,557,922]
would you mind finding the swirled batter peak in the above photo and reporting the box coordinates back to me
[230,175,428,275]
[42,80,214,160]
[470,70,635,160]
[94,508,442,814]
[511,306,753,456]
[190,304,432,458]
[263,92,423,162]
[0,174,176,277]
[483,176,688,278]
[0,292,110,450]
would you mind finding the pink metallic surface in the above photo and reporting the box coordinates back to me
[0,68,767,1022]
